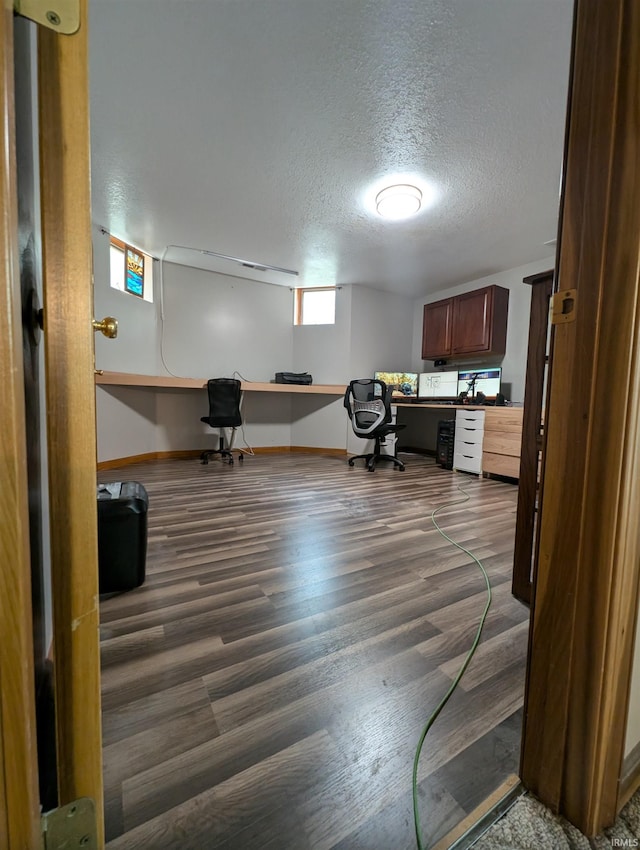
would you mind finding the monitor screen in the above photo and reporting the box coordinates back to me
[457,367,502,398]
[374,371,418,399]
[418,370,459,399]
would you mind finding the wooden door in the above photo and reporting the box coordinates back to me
[512,270,554,604]
[1,2,104,846]
[520,0,640,834]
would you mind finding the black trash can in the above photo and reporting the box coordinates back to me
[97,481,148,593]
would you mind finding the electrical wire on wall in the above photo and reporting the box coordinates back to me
[158,245,183,378]
[412,484,493,850]
[101,232,253,459]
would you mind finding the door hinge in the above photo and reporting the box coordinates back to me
[41,798,97,850]
[551,288,577,324]
[13,0,79,34]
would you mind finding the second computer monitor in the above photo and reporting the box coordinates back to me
[418,370,459,400]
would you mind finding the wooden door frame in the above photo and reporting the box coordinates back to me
[0,5,41,847]
[1,0,103,844]
[38,0,104,836]
[520,0,640,834]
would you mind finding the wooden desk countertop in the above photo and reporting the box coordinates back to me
[95,371,347,395]
[394,401,484,410]
[394,401,523,416]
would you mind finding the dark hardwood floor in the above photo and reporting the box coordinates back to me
[98,452,528,849]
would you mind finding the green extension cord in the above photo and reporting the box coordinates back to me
[412,484,493,850]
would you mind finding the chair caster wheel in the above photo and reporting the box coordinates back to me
[201,459,208,465]
[367,466,375,473]
[348,459,355,467]
[238,454,244,462]
[229,459,234,465]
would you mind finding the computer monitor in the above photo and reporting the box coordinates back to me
[418,370,459,400]
[457,367,502,399]
[374,371,418,399]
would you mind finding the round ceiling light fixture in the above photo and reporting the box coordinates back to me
[375,183,423,220]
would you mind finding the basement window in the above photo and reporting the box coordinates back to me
[109,236,154,302]
[294,287,336,325]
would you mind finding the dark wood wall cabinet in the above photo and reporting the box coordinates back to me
[421,284,510,360]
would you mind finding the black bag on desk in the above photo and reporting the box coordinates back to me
[275,372,313,385]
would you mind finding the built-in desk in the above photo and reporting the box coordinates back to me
[95,371,347,395]
[394,402,524,480]
[95,375,523,478]
[94,371,349,467]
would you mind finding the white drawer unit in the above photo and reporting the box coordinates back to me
[454,409,485,475]
[381,404,399,456]
[380,433,398,457]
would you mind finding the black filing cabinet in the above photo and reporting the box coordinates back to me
[97,481,149,593]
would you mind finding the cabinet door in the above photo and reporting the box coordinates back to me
[422,298,453,359]
[451,287,493,353]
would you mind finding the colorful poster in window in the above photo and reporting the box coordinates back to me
[125,248,144,297]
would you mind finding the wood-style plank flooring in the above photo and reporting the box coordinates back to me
[99,452,529,849]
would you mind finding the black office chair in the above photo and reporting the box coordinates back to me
[200,378,244,465]
[344,378,406,471]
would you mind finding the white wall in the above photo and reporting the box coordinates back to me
[345,285,416,456]
[93,225,159,375]
[411,257,556,404]
[291,284,417,451]
[350,285,415,378]
[93,225,163,461]
[292,285,352,384]
[158,262,309,450]
[291,286,352,449]
[96,386,157,459]
[160,262,293,381]
[154,390,294,453]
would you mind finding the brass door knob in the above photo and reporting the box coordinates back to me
[92,316,118,338]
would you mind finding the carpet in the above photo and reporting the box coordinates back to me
[472,791,640,849]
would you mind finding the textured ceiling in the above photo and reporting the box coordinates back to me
[89,0,573,297]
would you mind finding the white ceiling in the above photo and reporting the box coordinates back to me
[88,0,573,298]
